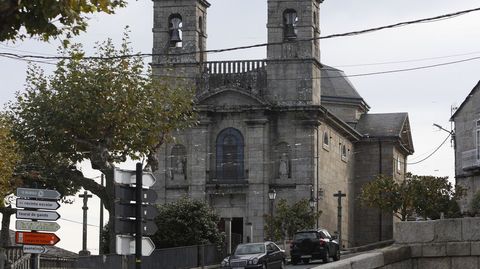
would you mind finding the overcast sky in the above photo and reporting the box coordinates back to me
[1,0,479,254]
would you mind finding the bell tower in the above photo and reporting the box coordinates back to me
[266,0,322,105]
[152,0,210,83]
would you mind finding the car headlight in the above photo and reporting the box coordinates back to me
[221,258,229,267]
[247,258,259,265]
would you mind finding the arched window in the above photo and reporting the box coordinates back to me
[283,9,298,40]
[216,128,245,181]
[169,14,183,47]
[170,144,187,179]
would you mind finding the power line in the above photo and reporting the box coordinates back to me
[407,133,451,165]
[335,50,480,67]
[0,6,479,61]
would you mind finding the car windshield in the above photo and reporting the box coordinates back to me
[294,232,316,240]
[234,243,265,255]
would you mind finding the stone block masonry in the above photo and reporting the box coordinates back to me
[311,218,480,269]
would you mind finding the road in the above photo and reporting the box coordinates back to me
[285,252,358,269]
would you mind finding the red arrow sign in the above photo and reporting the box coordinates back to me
[15,231,60,246]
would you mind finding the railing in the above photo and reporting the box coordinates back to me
[462,149,480,170]
[198,60,267,96]
[9,253,31,269]
[204,60,267,74]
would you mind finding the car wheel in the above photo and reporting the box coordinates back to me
[291,257,299,265]
[322,249,329,263]
[333,247,341,261]
[280,259,286,269]
[302,258,310,264]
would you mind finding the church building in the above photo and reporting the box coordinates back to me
[151,0,414,248]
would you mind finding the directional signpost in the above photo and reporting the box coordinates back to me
[116,235,155,256]
[16,198,60,210]
[15,231,60,246]
[15,187,62,268]
[16,220,60,232]
[23,245,48,254]
[16,188,61,200]
[114,164,158,268]
[16,209,60,221]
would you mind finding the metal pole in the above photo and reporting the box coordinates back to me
[135,163,143,269]
[270,199,274,240]
[99,174,104,254]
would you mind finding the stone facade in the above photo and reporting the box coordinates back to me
[451,81,480,213]
[151,0,414,247]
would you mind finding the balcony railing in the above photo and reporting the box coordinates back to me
[462,149,480,170]
[198,60,267,96]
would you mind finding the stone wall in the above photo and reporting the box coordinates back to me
[313,218,480,269]
[452,83,480,212]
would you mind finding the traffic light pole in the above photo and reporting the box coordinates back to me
[135,163,143,269]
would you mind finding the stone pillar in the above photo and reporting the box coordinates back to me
[244,118,269,243]
[189,119,211,200]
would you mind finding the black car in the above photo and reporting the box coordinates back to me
[221,242,286,269]
[290,229,340,265]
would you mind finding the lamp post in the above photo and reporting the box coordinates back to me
[268,189,277,241]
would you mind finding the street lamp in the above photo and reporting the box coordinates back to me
[268,189,276,241]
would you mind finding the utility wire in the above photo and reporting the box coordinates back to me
[335,50,480,67]
[407,133,451,165]
[0,6,479,61]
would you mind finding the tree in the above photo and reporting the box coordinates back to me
[0,112,81,247]
[9,31,195,252]
[408,174,465,219]
[264,199,320,241]
[470,191,480,216]
[359,174,415,221]
[0,113,20,247]
[360,173,465,221]
[0,0,126,42]
[151,198,223,249]
[0,113,19,199]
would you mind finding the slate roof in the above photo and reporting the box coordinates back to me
[450,80,480,120]
[355,113,408,137]
[321,65,368,104]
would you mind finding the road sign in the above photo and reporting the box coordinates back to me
[16,209,60,221]
[15,232,60,246]
[115,203,159,220]
[114,219,158,236]
[114,168,157,187]
[16,188,61,200]
[115,185,158,203]
[16,198,60,210]
[23,245,48,254]
[115,235,155,256]
[16,220,60,232]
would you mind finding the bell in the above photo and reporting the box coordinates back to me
[169,17,182,46]
[170,29,182,43]
[284,24,296,40]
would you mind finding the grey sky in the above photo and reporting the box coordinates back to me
[1,0,479,253]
